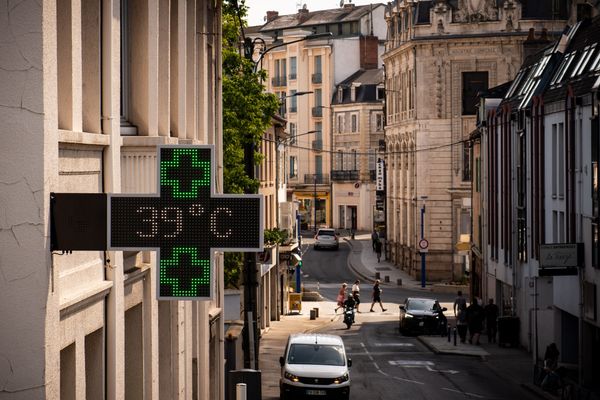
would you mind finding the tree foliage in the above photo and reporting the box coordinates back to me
[222,0,279,288]
[222,0,279,195]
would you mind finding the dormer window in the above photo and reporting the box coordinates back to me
[351,86,356,102]
[338,87,343,103]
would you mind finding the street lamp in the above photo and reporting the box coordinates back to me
[420,196,428,288]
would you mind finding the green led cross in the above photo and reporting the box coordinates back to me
[160,247,210,297]
[160,148,210,198]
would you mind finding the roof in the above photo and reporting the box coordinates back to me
[288,333,345,346]
[256,4,383,32]
[332,69,384,105]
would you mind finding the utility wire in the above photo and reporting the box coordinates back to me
[260,135,471,156]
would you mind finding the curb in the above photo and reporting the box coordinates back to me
[416,336,488,360]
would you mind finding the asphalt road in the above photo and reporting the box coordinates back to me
[296,240,538,400]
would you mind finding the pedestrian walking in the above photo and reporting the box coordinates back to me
[375,239,382,262]
[456,308,468,343]
[335,283,347,313]
[369,280,387,312]
[351,280,361,313]
[371,229,379,251]
[466,298,484,345]
[483,298,499,343]
[453,290,467,317]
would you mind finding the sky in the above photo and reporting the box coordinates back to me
[244,0,383,27]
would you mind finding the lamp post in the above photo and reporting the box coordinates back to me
[313,173,318,234]
[420,196,428,288]
[241,31,332,371]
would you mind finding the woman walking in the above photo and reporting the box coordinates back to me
[335,283,347,313]
[351,280,361,313]
[369,280,387,312]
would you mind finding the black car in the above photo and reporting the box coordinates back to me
[399,298,448,336]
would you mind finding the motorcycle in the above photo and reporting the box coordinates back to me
[343,305,355,329]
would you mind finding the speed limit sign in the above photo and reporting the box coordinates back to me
[419,239,429,253]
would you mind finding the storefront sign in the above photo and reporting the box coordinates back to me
[539,243,583,276]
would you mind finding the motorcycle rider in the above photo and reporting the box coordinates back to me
[343,294,356,325]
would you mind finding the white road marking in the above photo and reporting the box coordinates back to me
[441,387,486,398]
[389,360,459,374]
[373,343,415,347]
[360,343,425,385]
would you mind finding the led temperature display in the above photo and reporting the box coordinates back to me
[109,146,263,300]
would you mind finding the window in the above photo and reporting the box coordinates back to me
[289,56,297,80]
[462,142,471,181]
[337,114,344,133]
[289,90,297,113]
[558,123,564,198]
[278,92,286,117]
[289,122,297,144]
[593,113,599,267]
[335,150,343,170]
[352,149,357,170]
[315,155,323,177]
[552,124,558,197]
[314,55,322,75]
[290,156,297,178]
[376,86,385,100]
[315,89,322,108]
[375,113,384,131]
[315,122,322,145]
[462,72,488,115]
[337,87,343,103]
[351,114,358,132]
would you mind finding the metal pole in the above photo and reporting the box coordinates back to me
[314,174,317,233]
[420,203,426,288]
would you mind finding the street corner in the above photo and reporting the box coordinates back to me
[417,335,490,359]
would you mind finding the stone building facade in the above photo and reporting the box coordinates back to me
[0,1,225,399]
[248,3,386,230]
[382,0,570,282]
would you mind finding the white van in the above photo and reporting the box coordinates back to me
[279,333,351,399]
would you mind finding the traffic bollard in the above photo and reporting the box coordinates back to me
[447,327,451,342]
[453,327,457,346]
[236,383,247,400]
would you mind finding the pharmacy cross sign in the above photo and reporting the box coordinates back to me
[109,145,263,300]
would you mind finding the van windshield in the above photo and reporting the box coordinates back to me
[287,344,345,366]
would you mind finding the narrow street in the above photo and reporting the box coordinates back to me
[261,236,540,400]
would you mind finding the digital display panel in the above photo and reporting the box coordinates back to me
[109,146,263,300]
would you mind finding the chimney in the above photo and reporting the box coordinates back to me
[298,4,309,23]
[360,35,379,70]
[523,28,551,61]
[266,11,279,23]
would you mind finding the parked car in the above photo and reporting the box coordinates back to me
[279,333,351,400]
[399,297,448,336]
[314,228,339,250]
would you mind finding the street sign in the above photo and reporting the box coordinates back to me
[419,238,429,253]
[109,145,263,300]
[376,159,385,192]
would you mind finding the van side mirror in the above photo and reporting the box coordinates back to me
[399,305,405,311]
[441,307,448,312]
[348,358,352,368]
[279,356,285,367]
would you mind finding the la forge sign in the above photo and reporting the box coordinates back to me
[110,146,263,299]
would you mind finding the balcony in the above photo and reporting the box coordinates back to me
[289,73,297,80]
[312,107,323,117]
[311,73,322,84]
[312,140,323,151]
[331,170,359,181]
[304,173,329,185]
[271,76,287,87]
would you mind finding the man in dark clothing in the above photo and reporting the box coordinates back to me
[375,239,382,262]
[483,298,499,343]
[371,229,379,251]
[466,298,484,345]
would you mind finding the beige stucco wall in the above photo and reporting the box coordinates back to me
[0,1,225,399]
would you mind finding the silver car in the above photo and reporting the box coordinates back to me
[314,228,339,250]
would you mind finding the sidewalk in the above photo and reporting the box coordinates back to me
[258,234,551,400]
